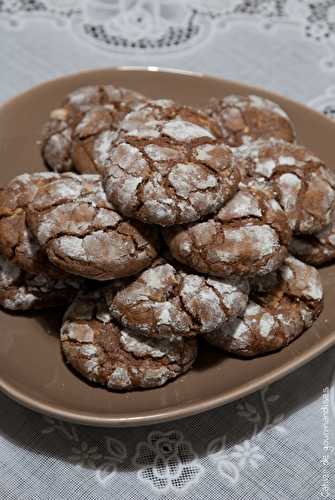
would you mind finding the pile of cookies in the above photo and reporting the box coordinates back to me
[0,84,331,391]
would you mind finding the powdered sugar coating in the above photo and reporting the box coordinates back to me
[110,259,249,337]
[289,209,335,265]
[164,184,291,278]
[27,173,159,280]
[61,288,197,391]
[41,84,146,174]
[205,256,323,357]
[0,254,81,311]
[203,94,295,147]
[235,139,335,234]
[103,110,239,226]
[0,172,70,278]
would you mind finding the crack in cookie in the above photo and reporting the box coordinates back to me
[235,138,335,234]
[204,256,323,357]
[27,173,160,280]
[0,172,71,278]
[61,287,198,390]
[109,258,250,337]
[102,100,239,226]
[203,94,296,147]
[164,184,291,278]
[0,253,82,311]
[41,84,147,174]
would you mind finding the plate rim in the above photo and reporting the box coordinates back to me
[1,65,335,427]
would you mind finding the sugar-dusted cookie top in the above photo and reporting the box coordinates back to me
[0,172,68,278]
[289,210,335,266]
[0,253,82,311]
[61,288,197,390]
[41,84,146,174]
[27,173,160,280]
[109,258,249,337]
[204,256,323,357]
[102,100,239,226]
[235,139,335,234]
[164,183,291,278]
[204,94,295,147]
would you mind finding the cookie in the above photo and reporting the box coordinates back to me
[61,288,198,390]
[117,98,222,137]
[0,172,68,278]
[41,84,146,174]
[109,258,249,337]
[27,173,160,280]
[289,212,335,265]
[204,256,323,357]
[0,254,81,311]
[164,183,291,278]
[203,94,295,147]
[102,102,239,226]
[235,139,335,234]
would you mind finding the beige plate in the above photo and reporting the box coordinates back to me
[0,67,335,427]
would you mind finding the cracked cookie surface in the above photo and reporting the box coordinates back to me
[164,184,291,278]
[61,288,198,390]
[203,94,295,147]
[0,254,82,310]
[27,173,160,280]
[235,139,335,234]
[0,172,68,278]
[102,100,239,226]
[41,84,146,174]
[289,210,335,265]
[204,256,323,357]
[110,258,249,337]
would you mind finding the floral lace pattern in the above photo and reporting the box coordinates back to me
[207,387,286,486]
[133,430,204,493]
[1,0,335,60]
[38,387,286,494]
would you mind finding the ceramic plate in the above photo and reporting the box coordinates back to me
[0,67,334,427]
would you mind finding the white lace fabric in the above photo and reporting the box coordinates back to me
[0,1,335,499]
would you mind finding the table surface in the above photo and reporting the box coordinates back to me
[0,1,335,499]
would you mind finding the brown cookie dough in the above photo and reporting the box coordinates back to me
[0,254,81,311]
[164,184,291,278]
[41,84,146,174]
[235,139,335,234]
[0,172,68,278]
[27,173,160,280]
[61,288,198,390]
[203,94,295,147]
[109,258,249,337]
[289,212,335,266]
[204,256,323,357]
[102,102,239,226]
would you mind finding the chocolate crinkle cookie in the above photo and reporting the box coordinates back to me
[203,94,295,147]
[235,138,335,234]
[117,98,222,137]
[109,258,250,337]
[27,173,160,280]
[0,172,69,278]
[41,84,147,174]
[0,254,82,311]
[102,101,239,226]
[289,210,335,266]
[204,256,323,357]
[164,183,291,278]
[61,288,198,390]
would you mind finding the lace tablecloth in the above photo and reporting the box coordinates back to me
[0,2,335,499]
